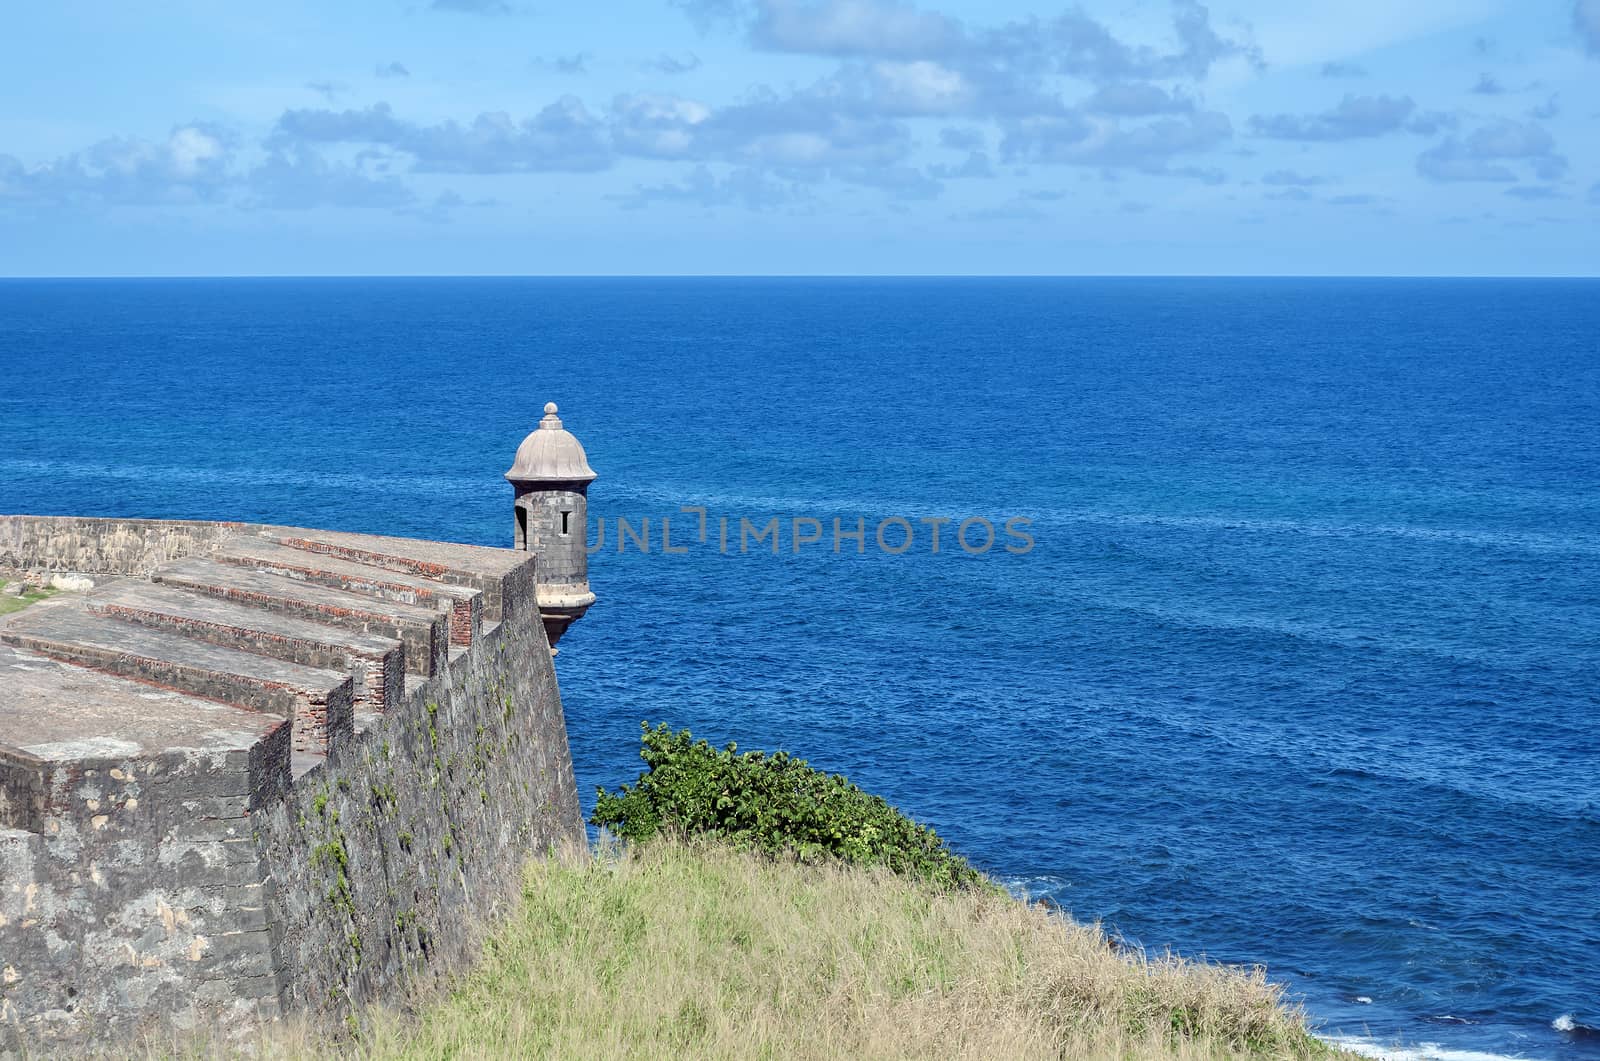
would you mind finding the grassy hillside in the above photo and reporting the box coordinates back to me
[187,838,1355,1060]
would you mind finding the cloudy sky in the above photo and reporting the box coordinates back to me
[2,0,1597,275]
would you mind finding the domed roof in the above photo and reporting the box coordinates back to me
[505,403,597,485]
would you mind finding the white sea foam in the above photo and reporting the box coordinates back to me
[1552,1014,1574,1032]
[1322,1034,1541,1061]
[999,874,1071,902]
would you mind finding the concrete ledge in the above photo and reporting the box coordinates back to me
[0,644,291,828]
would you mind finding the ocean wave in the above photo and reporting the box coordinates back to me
[1044,510,1600,558]
[1322,1033,1541,1061]
[999,874,1072,902]
[594,485,1600,558]
[1554,1013,1599,1036]
[1060,590,1583,684]
[1065,699,1600,834]
[29,455,1572,568]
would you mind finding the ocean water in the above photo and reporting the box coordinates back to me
[1,277,1596,1059]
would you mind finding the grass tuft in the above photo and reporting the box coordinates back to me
[0,580,55,617]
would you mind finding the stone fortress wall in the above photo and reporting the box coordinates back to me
[0,410,601,1054]
[0,516,586,1052]
[0,404,601,1058]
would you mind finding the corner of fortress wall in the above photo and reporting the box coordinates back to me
[253,553,580,1015]
[0,517,584,1053]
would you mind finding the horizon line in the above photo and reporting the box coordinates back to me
[1,273,1597,281]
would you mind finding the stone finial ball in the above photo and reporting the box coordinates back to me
[544,402,559,415]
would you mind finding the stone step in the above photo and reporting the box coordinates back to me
[266,529,483,579]
[0,604,351,756]
[153,557,447,677]
[213,537,482,647]
[0,645,294,831]
[87,581,405,716]
[260,527,528,624]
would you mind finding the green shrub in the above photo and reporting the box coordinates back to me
[591,722,987,890]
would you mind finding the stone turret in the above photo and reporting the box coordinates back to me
[505,402,596,647]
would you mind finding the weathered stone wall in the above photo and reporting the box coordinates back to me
[0,518,585,1054]
[0,731,294,1049]
[0,517,244,579]
[251,568,582,1015]
[513,487,588,586]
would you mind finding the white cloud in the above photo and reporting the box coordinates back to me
[611,94,714,157]
[1250,95,1417,140]
[1001,109,1232,170]
[0,124,236,206]
[1084,82,1195,116]
[270,98,613,173]
[868,60,970,112]
[168,127,224,177]
[1416,120,1566,182]
[246,146,416,209]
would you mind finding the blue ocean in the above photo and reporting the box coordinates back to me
[1,277,1595,1060]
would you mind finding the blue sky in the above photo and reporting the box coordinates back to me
[1,0,1596,275]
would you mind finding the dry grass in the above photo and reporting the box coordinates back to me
[178,838,1356,1061]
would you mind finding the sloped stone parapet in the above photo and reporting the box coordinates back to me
[0,516,583,1053]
